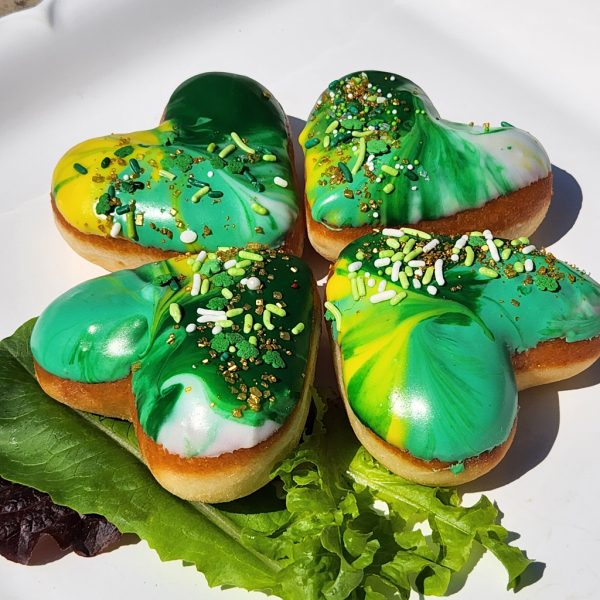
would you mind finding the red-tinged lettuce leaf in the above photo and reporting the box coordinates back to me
[0,320,538,599]
[0,477,120,564]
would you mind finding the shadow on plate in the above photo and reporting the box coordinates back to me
[531,165,582,248]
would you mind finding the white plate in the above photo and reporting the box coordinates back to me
[1,1,599,598]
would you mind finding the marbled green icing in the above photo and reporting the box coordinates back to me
[31,249,314,456]
[53,72,298,253]
[326,230,600,463]
[300,71,550,228]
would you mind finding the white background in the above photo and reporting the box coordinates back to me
[1,1,599,598]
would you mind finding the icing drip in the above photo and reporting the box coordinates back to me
[300,71,550,229]
[52,73,299,253]
[31,248,314,458]
[326,229,600,463]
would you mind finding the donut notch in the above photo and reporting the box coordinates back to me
[51,72,304,271]
[31,247,320,503]
[325,228,600,485]
[300,71,552,260]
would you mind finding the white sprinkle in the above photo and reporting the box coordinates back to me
[348,261,362,273]
[316,274,329,287]
[207,170,214,178]
[451,254,459,262]
[223,259,237,269]
[407,164,414,171]
[483,229,493,240]
[180,229,198,244]
[525,258,534,272]
[408,260,425,267]
[435,259,445,286]
[122,174,129,181]
[422,239,439,253]
[390,75,396,81]
[246,276,262,290]
[364,272,370,278]
[370,290,396,303]
[391,261,402,282]
[455,234,469,250]
[415,268,423,277]
[196,250,207,263]
[392,109,397,115]
[372,212,379,218]
[274,176,288,188]
[212,325,222,335]
[522,244,536,255]
[110,222,121,238]
[197,308,226,316]
[412,279,422,289]
[378,280,387,293]
[386,92,392,98]
[489,242,500,262]
[197,315,227,323]
[367,278,376,288]
[382,228,404,237]
[375,177,382,183]
[411,186,418,191]
[185,323,197,333]
[374,257,391,268]
[376,96,387,104]
[190,273,201,296]
[240,277,248,286]
[427,285,438,296]
[394,163,401,169]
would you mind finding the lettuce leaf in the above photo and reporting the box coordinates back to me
[0,320,535,598]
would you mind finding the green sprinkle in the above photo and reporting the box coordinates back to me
[262,154,277,162]
[392,251,404,262]
[514,261,525,273]
[494,239,504,247]
[115,204,131,215]
[100,157,111,168]
[114,145,134,158]
[384,267,393,276]
[227,267,245,277]
[338,162,353,182]
[390,291,408,306]
[422,266,434,285]
[402,227,432,240]
[209,191,223,198]
[221,288,233,300]
[236,260,251,269]
[351,130,373,138]
[239,250,263,262]
[402,238,416,254]
[501,248,512,260]
[263,310,275,331]
[231,131,255,154]
[108,184,115,197]
[386,238,400,249]
[519,236,530,244]
[220,320,233,328]
[450,462,465,474]
[169,303,182,323]
[226,308,243,318]
[192,261,201,272]
[464,246,475,267]
[201,278,210,295]
[399,272,409,289]
[244,314,253,334]
[192,186,210,202]
[266,303,286,317]
[324,301,342,332]
[251,203,269,216]
[291,322,305,335]
[126,209,137,240]
[356,276,366,297]
[253,322,263,331]
[379,249,394,258]
[356,250,365,260]
[323,135,331,148]
[404,265,414,278]
[304,137,320,149]
[351,277,359,301]
[249,335,258,346]
[381,165,398,176]
[325,119,339,134]
[383,183,395,194]
[159,169,176,181]
[348,272,357,280]
[470,231,483,237]
[129,158,140,174]
[479,266,499,279]
[218,144,236,159]
[351,137,366,175]
[73,162,87,174]
[510,239,520,247]
[404,247,423,262]
[207,142,217,153]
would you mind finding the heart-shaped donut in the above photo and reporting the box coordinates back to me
[300,71,552,260]
[52,72,303,271]
[325,228,600,485]
[30,247,319,502]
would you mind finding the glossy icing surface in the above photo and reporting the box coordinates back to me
[53,73,299,253]
[31,248,314,458]
[300,71,550,229]
[326,229,600,463]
